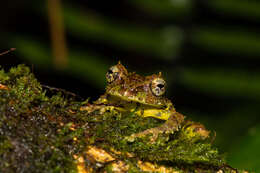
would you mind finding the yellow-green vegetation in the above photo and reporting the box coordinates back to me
[0,65,246,172]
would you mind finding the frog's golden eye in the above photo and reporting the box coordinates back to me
[151,78,166,96]
[106,66,120,83]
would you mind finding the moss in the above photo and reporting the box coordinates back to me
[0,65,247,172]
[0,65,80,172]
[88,110,223,170]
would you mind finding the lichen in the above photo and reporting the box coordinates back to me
[0,65,247,172]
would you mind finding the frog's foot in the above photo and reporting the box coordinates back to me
[80,104,104,113]
[126,112,184,143]
[80,104,126,115]
[182,120,210,140]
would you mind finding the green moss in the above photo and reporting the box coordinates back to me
[0,65,246,172]
[0,69,10,82]
[0,65,80,172]
[88,110,223,168]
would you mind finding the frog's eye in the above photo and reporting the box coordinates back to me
[151,78,166,96]
[106,66,120,83]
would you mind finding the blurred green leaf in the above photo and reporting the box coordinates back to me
[63,5,183,59]
[129,0,192,18]
[192,27,260,56]
[198,106,259,149]
[12,38,52,67]
[228,126,260,172]
[209,0,260,20]
[178,67,260,99]
[11,37,107,88]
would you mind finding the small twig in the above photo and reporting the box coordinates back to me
[41,84,83,100]
[0,48,16,56]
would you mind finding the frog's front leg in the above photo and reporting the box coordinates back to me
[127,112,184,142]
[80,104,127,115]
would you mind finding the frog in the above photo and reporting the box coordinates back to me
[81,62,185,142]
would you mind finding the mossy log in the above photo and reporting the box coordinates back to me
[0,65,248,173]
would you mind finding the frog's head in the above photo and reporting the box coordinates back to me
[105,62,173,108]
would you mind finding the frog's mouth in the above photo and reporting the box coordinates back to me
[107,94,165,109]
[106,94,171,120]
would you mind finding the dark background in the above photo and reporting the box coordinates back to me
[1,0,259,171]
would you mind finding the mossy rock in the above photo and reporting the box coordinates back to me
[0,65,248,172]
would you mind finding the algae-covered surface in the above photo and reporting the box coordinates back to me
[0,65,247,172]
